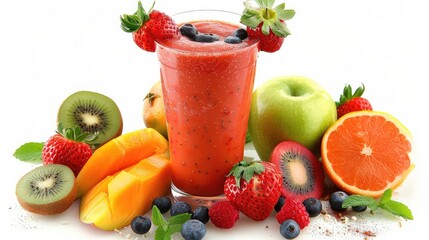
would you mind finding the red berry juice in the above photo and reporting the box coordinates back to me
[156,20,259,196]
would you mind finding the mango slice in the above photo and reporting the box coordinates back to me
[76,128,169,198]
[79,153,171,230]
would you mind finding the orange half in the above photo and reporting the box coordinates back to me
[321,111,414,198]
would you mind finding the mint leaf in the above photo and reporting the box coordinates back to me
[151,205,191,240]
[380,188,392,204]
[342,195,377,208]
[154,226,168,240]
[380,199,414,220]
[168,213,191,225]
[151,205,167,227]
[342,189,413,220]
[13,142,44,163]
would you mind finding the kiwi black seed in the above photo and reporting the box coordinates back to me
[16,164,77,215]
[270,141,325,202]
[57,91,123,147]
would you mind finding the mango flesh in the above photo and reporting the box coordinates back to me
[76,128,169,198]
[79,153,171,230]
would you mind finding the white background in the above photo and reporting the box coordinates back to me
[1,0,427,239]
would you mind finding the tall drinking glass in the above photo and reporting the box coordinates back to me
[155,10,259,205]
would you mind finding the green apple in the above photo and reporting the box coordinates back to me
[249,76,337,161]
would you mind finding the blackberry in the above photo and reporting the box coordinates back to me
[181,219,206,240]
[280,219,300,239]
[130,215,151,234]
[152,196,172,213]
[302,197,322,217]
[191,206,210,224]
[170,201,192,216]
[329,191,349,212]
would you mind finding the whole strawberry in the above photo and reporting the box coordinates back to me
[224,158,282,221]
[42,124,97,176]
[241,0,295,52]
[336,83,373,118]
[121,1,178,52]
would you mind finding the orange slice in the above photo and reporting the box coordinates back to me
[321,111,414,197]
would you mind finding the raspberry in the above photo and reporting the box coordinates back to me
[208,200,239,229]
[276,197,310,229]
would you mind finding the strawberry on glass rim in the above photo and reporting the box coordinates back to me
[241,0,295,52]
[120,1,179,52]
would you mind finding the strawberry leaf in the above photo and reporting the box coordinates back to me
[13,142,44,163]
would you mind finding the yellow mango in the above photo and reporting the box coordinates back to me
[79,154,171,231]
[76,128,169,198]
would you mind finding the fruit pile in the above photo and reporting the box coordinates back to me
[12,0,415,240]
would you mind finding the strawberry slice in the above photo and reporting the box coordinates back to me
[241,0,295,52]
[121,1,178,52]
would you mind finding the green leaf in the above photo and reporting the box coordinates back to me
[168,213,191,225]
[166,223,183,237]
[380,199,414,220]
[342,189,413,220]
[342,195,377,208]
[380,188,392,204]
[13,142,44,163]
[154,226,168,240]
[151,205,167,227]
[277,9,296,20]
[271,21,290,37]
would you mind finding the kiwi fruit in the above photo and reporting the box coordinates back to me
[269,140,324,202]
[57,91,123,147]
[16,164,77,215]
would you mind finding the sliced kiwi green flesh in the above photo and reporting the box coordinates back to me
[16,164,77,215]
[57,91,123,147]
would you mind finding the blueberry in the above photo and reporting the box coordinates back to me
[352,205,367,212]
[232,28,248,40]
[280,219,300,239]
[224,36,242,44]
[302,197,322,217]
[192,33,219,43]
[152,196,172,214]
[191,206,210,224]
[181,219,206,240]
[130,216,151,235]
[329,191,349,212]
[180,23,198,38]
[170,201,192,216]
[275,196,286,212]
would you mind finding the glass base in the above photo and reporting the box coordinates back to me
[171,183,226,208]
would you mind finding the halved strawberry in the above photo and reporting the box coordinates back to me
[121,1,178,52]
[240,0,295,52]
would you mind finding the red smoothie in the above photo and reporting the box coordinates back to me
[156,20,259,196]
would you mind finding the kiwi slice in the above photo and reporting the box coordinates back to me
[16,164,77,215]
[57,91,123,147]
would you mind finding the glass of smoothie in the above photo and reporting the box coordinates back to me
[155,10,259,205]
